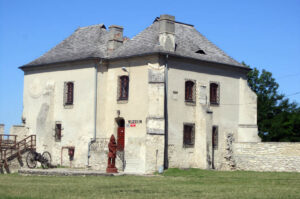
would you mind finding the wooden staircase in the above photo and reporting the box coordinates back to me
[0,134,36,173]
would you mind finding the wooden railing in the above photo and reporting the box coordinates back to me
[0,135,36,172]
[0,134,17,149]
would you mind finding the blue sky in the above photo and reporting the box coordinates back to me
[0,0,299,133]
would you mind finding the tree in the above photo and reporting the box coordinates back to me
[243,62,300,141]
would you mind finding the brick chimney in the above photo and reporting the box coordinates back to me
[107,25,123,53]
[158,14,175,52]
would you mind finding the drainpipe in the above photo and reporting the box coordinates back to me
[164,54,169,169]
[87,59,101,166]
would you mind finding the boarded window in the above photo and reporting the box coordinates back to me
[118,76,129,100]
[210,82,219,105]
[64,82,74,105]
[55,123,62,141]
[185,81,195,102]
[183,124,195,147]
[199,85,207,104]
[212,126,218,149]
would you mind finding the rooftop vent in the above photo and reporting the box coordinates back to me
[196,49,206,55]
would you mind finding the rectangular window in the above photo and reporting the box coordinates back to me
[64,82,74,106]
[55,123,62,141]
[118,76,129,100]
[210,82,220,105]
[183,123,195,147]
[185,80,195,102]
[212,126,218,149]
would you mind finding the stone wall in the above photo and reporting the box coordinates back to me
[10,125,30,141]
[0,124,4,134]
[233,142,300,172]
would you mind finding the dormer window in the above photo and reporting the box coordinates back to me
[196,49,206,55]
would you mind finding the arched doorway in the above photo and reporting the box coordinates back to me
[115,117,125,170]
[115,118,125,151]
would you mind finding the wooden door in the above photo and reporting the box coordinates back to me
[117,127,125,151]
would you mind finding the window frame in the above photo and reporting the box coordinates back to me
[185,80,196,102]
[64,81,74,107]
[183,123,195,148]
[118,75,129,101]
[55,122,62,142]
[209,82,220,105]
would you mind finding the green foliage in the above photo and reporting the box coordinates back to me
[243,62,300,141]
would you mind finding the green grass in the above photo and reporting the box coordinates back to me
[0,169,300,199]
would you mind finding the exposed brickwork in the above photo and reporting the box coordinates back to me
[233,142,300,172]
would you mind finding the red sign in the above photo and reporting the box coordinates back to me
[130,123,136,127]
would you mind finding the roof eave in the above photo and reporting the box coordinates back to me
[19,57,105,71]
[109,51,251,71]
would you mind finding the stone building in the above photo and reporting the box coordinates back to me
[19,14,260,173]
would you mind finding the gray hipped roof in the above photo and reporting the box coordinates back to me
[110,21,244,68]
[21,18,246,69]
[23,24,108,67]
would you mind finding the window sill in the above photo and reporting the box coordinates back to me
[183,144,194,148]
[185,101,196,106]
[117,100,128,104]
[64,104,74,109]
[210,102,219,106]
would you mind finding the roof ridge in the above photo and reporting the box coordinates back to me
[77,24,106,31]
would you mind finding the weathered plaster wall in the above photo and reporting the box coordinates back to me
[233,142,300,172]
[22,61,97,168]
[21,54,260,174]
[167,57,258,170]
[91,55,164,174]
[238,78,260,142]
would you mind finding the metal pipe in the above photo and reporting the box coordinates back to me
[164,54,169,169]
[86,59,101,166]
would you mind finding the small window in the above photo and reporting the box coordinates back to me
[183,124,195,147]
[185,81,195,102]
[118,76,129,100]
[64,82,74,105]
[210,82,219,105]
[55,123,62,141]
[212,126,218,149]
